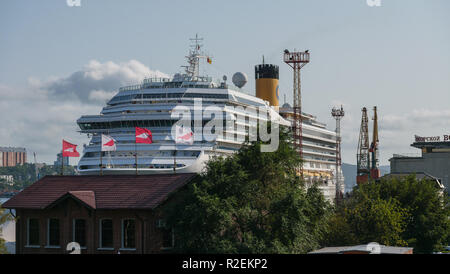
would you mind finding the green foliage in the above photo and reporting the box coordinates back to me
[0,238,7,254]
[0,163,76,191]
[323,175,450,253]
[0,205,12,254]
[164,128,332,253]
[345,197,408,246]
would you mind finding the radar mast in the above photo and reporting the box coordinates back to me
[182,34,211,80]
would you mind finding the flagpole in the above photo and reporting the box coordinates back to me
[174,142,176,174]
[100,150,103,176]
[135,141,138,176]
[61,154,64,176]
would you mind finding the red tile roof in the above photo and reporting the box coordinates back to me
[1,174,196,210]
[50,191,97,209]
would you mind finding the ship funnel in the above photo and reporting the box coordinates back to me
[255,62,279,107]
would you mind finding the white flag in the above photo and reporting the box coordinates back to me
[175,125,194,145]
[101,134,116,151]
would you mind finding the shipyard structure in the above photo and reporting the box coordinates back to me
[75,37,343,202]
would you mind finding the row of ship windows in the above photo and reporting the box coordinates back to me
[78,163,186,170]
[304,162,334,169]
[79,162,334,171]
[108,94,265,108]
[143,83,212,89]
[303,139,335,149]
[303,128,335,141]
[84,151,201,157]
[78,119,258,130]
[80,120,209,130]
[304,148,336,156]
[304,156,336,163]
[109,93,229,103]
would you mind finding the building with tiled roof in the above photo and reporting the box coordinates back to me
[1,174,196,254]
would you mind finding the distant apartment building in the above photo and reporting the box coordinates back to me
[0,147,27,167]
[54,152,69,167]
[389,135,450,191]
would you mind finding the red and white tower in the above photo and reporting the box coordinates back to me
[283,50,310,176]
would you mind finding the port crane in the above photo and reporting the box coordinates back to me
[357,107,370,184]
[356,106,380,184]
[369,106,380,180]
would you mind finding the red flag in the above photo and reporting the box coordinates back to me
[62,140,80,157]
[175,125,193,145]
[135,127,152,144]
[101,134,116,151]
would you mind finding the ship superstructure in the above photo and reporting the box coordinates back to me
[279,105,344,200]
[76,36,343,201]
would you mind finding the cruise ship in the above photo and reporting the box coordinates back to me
[279,106,344,200]
[76,36,343,201]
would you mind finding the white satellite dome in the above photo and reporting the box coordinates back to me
[232,72,248,88]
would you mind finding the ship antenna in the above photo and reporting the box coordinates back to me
[183,34,210,80]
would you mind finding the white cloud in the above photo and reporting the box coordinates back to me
[88,89,116,103]
[35,59,169,104]
[0,60,168,164]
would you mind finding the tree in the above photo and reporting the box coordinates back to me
[0,205,12,254]
[0,163,77,191]
[323,175,450,253]
[164,128,332,253]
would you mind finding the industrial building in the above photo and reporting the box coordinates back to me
[0,147,27,167]
[389,135,450,191]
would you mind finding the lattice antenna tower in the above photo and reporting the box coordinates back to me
[283,49,310,176]
[332,105,345,203]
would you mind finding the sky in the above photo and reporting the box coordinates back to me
[0,0,449,165]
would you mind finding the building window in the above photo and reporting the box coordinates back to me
[121,219,136,249]
[73,219,86,248]
[27,218,40,246]
[100,219,113,248]
[47,219,60,247]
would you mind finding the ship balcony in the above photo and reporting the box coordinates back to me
[78,156,199,166]
[302,149,336,159]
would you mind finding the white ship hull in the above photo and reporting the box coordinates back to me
[78,150,211,175]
